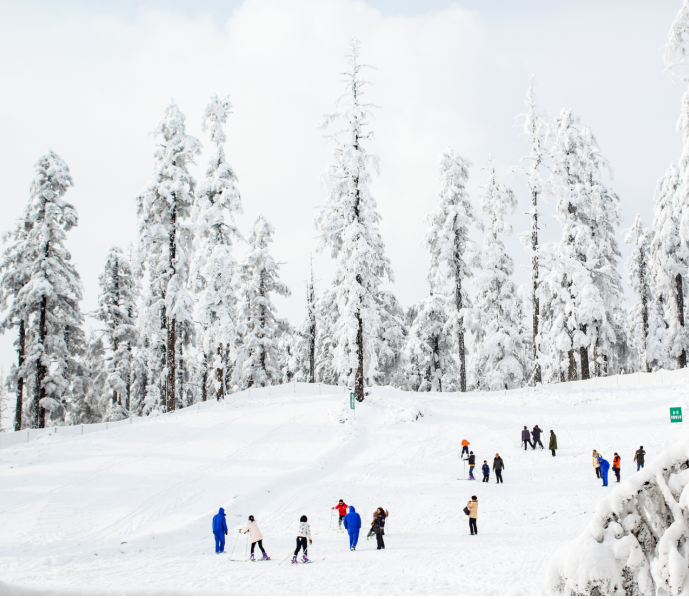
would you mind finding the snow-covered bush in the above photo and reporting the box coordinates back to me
[547,440,689,595]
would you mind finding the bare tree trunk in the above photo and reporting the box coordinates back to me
[531,190,541,385]
[201,353,207,402]
[433,335,441,392]
[456,269,467,393]
[308,273,316,384]
[355,308,364,402]
[33,295,48,428]
[166,203,177,412]
[14,319,25,431]
[567,345,577,382]
[579,325,590,380]
[639,248,650,373]
[676,273,686,369]
[216,346,224,401]
[125,341,131,411]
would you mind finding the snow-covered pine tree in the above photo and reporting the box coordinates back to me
[293,259,317,383]
[96,247,139,418]
[136,103,201,412]
[235,215,291,388]
[190,95,243,401]
[314,285,339,385]
[11,151,84,428]
[465,157,525,390]
[512,76,551,385]
[314,38,394,401]
[649,163,689,369]
[625,215,653,372]
[424,147,481,392]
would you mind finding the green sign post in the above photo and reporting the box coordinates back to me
[670,407,683,423]
[350,392,355,410]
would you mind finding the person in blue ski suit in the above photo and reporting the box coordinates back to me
[598,455,610,487]
[343,505,361,551]
[212,507,228,553]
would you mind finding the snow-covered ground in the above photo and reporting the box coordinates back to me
[0,381,687,595]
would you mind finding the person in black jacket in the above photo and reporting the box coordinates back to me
[468,451,476,480]
[373,507,386,550]
[521,426,533,450]
[532,425,544,450]
[493,453,505,483]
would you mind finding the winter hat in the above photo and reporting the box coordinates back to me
[471,495,477,500]
[470,451,474,455]
[300,515,308,522]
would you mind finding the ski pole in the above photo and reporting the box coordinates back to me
[245,533,249,560]
[329,509,333,529]
[279,551,294,565]
[229,530,240,560]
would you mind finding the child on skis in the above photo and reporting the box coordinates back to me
[293,515,312,563]
[343,505,361,551]
[481,461,490,482]
[240,515,270,561]
[332,499,348,529]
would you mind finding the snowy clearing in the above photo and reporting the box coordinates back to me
[0,381,687,595]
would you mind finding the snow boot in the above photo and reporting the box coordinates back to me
[302,555,310,563]
[249,553,255,561]
[261,553,270,561]
[291,556,297,564]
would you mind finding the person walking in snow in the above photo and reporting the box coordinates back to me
[461,439,470,458]
[532,425,544,450]
[468,451,476,480]
[493,453,504,483]
[466,495,478,535]
[592,450,601,479]
[481,460,490,482]
[343,505,362,551]
[240,515,270,561]
[634,446,646,471]
[292,515,312,564]
[332,499,348,530]
[598,455,610,487]
[373,507,386,550]
[212,507,228,554]
[613,453,621,483]
[367,508,389,540]
[549,430,557,456]
[522,426,533,450]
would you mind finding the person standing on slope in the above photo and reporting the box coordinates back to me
[332,499,348,530]
[292,515,312,564]
[373,507,386,550]
[532,425,544,449]
[598,455,610,487]
[481,460,490,482]
[212,507,228,554]
[634,446,646,471]
[493,453,504,483]
[468,451,476,480]
[466,495,478,535]
[522,426,533,450]
[592,450,601,479]
[549,430,557,457]
[240,515,270,561]
[613,453,621,482]
[343,505,362,551]
[461,439,470,458]
[367,508,389,540]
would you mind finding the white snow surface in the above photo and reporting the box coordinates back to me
[1,381,688,595]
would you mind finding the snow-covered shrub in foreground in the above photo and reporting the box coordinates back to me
[547,440,689,595]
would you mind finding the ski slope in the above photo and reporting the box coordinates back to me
[0,380,687,595]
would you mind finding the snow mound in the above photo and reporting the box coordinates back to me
[546,440,689,596]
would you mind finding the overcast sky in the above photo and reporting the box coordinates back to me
[0,0,685,381]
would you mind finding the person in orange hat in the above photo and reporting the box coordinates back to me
[461,439,470,459]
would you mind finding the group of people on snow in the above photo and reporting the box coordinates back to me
[522,426,557,456]
[591,446,646,486]
[462,439,505,483]
[333,500,388,551]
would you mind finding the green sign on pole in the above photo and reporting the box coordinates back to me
[670,407,683,423]
[350,392,355,409]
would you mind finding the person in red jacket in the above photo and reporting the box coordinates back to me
[332,500,348,530]
[612,453,621,483]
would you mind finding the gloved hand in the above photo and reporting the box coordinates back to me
[224,531,228,536]
[309,539,312,545]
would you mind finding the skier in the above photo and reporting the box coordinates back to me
[343,505,362,551]
[481,460,490,482]
[613,453,621,482]
[592,450,601,479]
[598,454,610,487]
[468,451,476,480]
[292,515,312,564]
[521,426,533,450]
[549,430,557,456]
[332,499,348,530]
[366,508,389,540]
[466,495,478,535]
[240,515,270,561]
[373,507,386,550]
[634,446,646,471]
[493,453,504,484]
[532,425,544,449]
[461,439,470,458]
[212,507,228,554]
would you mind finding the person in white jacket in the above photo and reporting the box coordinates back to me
[292,515,312,564]
[240,515,270,561]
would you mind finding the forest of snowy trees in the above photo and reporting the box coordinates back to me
[5,2,689,431]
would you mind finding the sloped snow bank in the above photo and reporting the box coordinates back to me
[546,439,689,596]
